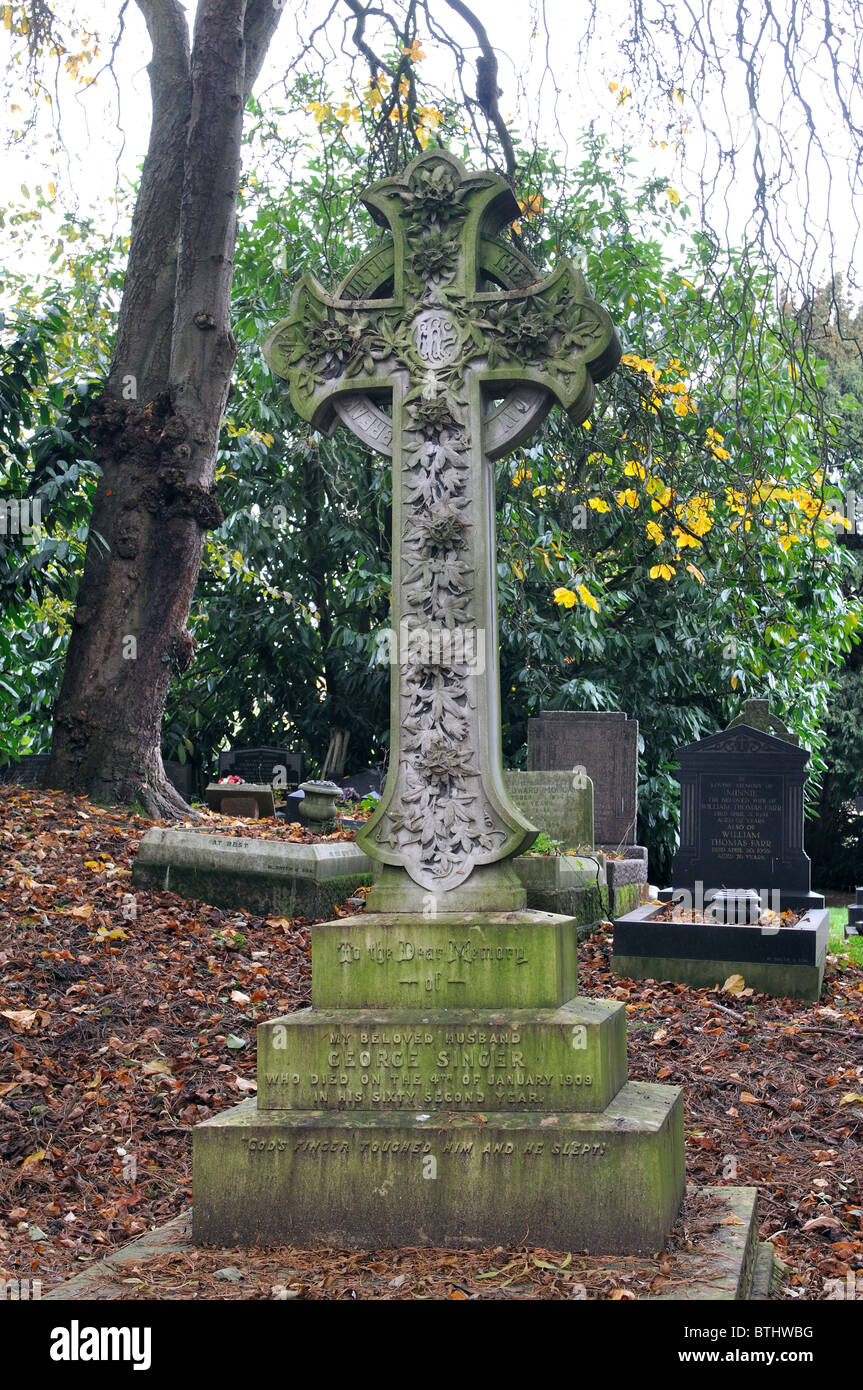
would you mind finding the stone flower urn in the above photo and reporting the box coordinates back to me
[297,779,342,822]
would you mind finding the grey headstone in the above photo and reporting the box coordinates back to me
[726,698,799,745]
[503,769,594,848]
[527,711,638,845]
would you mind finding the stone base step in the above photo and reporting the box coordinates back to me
[751,1241,781,1299]
[192,1081,684,1254]
[256,997,627,1112]
[651,1187,765,1299]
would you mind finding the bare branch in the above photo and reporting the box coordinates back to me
[243,0,287,99]
[439,0,517,177]
[108,0,191,400]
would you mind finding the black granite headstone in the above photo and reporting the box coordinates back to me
[339,768,384,799]
[670,723,823,912]
[164,759,198,802]
[217,747,304,787]
[0,753,50,785]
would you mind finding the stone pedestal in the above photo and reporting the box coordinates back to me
[193,909,685,1252]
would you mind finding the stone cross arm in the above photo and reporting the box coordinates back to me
[266,239,619,445]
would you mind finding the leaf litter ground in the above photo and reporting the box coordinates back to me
[1,786,861,1300]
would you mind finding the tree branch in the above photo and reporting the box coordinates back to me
[342,0,385,79]
[243,0,286,100]
[440,0,517,177]
[109,0,191,400]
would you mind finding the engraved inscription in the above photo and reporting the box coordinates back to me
[241,1135,607,1159]
[263,1026,594,1108]
[333,936,531,997]
[336,938,529,965]
[701,776,782,864]
[341,398,393,446]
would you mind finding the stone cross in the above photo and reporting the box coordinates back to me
[264,150,619,906]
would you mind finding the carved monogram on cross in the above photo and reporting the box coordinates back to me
[265,151,619,895]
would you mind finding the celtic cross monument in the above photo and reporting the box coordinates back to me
[193,152,684,1251]
[264,150,619,909]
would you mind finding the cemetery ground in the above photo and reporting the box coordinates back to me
[1,786,861,1301]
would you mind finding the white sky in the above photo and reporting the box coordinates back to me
[1,0,860,298]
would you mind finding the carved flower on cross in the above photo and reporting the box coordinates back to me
[305,310,367,374]
[482,298,557,364]
[411,231,459,281]
[418,738,472,781]
[560,304,605,354]
[398,163,466,229]
[411,511,467,551]
[409,395,460,436]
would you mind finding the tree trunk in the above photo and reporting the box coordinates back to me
[322,729,351,780]
[47,0,283,816]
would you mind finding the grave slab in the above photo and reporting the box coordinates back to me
[132,829,373,921]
